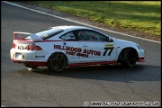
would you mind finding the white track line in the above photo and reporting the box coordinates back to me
[3,1,160,43]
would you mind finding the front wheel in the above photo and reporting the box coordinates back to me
[47,53,67,72]
[121,49,137,67]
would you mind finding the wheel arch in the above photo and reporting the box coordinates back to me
[47,51,68,66]
[117,47,138,63]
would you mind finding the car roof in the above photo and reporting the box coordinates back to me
[50,25,92,31]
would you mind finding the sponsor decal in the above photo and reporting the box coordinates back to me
[103,47,114,56]
[105,44,114,47]
[18,45,28,50]
[103,44,114,56]
[54,44,101,58]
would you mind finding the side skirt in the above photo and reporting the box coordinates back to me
[68,61,117,67]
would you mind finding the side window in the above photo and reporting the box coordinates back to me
[60,32,76,41]
[89,31,108,41]
[75,30,90,40]
[76,30,108,41]
[96,33,108,41]
[87,31,98,41]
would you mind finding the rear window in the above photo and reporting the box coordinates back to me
[36,28,64,40]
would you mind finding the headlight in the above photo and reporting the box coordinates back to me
[136,44,142,49]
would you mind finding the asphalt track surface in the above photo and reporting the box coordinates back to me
[1,2,161,107]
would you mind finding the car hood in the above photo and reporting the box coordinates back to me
[113,38,137,46]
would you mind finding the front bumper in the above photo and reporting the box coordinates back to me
[137,49,145,62]
[138,57,145,62]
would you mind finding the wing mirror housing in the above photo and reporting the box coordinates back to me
[107,37,113,42]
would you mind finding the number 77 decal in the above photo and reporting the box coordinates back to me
[103,47,114,56]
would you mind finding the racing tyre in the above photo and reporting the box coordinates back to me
[122,49,137,67]
[47,53,67,72]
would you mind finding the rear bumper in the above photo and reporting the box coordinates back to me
[11,59,47,66]
[10,48,47,66]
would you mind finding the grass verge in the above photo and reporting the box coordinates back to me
[29,1,161,37]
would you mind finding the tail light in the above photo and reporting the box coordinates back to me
[12,43,42,50]
[27,45,42,50]
[12,43,16,48]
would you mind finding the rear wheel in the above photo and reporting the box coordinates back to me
[47,53,67,72]
[121,49,137,67]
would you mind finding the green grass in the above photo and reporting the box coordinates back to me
[32,1,160,36]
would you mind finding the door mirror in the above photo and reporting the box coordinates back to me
[107,37,113,42]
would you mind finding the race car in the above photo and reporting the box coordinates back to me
[10,25,145,72]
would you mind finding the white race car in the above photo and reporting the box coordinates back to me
[10,25,145,72]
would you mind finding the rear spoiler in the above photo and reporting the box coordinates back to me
[13,32,43,41]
